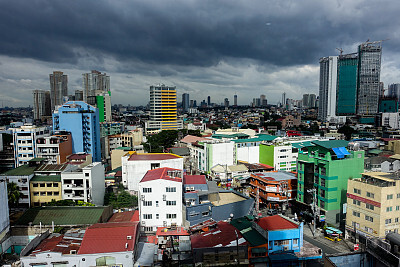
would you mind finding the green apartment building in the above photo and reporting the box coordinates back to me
[297,140,364,227]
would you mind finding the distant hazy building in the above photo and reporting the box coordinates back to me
[282,92,286,108]
[234,95,238,106]
[74,90,83,101]
[182,93,190,112]
[260,94,267,107]
[388,84,400,99]
[49,71,68,111]
[207,96,211,106]
[302,94,316,108]
[82,70,110,102]
[224,98,229,107]
[252,98,261,107]
[33,90,51,121]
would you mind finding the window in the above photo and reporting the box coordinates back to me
[353,199,361,206]
[366,192,374,198]
[143,214,152,219]
[366,204,374,210]
[47,192,52,196]
[33,183,38,188]
[353,222,360,228]
[166,187,176,192]
[33,192,39,196]
[388,194,394,200]
[293,239,298,246]
[202,211,209,217]
[46,183,52,187]
[156,201,159,207]
[397,206,400,211]
[53,183,58,187]
[143,201,152,206]
[354,188,361,194]
[40,183,45,187]
[387,207,393,212]
[85,173,89,177]
[40,192,46,196]
[143,188,152,193]
[353,211,360,217]
[386,218,392,225]
[166,201,176,206]
[396,218,399,223]
[166,214,177,219]
[365,215,374,222]
[321,178,326,187]
[54,192,59,196]
[156,214,159,219]
[151,163,160,169]
[397,193,400,199]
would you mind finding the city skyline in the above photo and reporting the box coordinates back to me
[1,1,400,107]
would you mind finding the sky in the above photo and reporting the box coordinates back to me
[1,0,400,107]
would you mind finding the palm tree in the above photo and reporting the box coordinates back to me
[7,182,20,208]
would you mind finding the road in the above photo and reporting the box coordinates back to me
[304,235,341,255]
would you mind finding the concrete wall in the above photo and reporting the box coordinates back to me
[212,196,254,222]
[86,162,105,206]
[236,145,259,164]
[325,252,373,267]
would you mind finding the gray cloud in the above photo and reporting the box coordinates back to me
[1,0,400,107]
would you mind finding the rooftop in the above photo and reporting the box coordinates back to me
[30,175,61,182]
[156,227,189,236]
[78,222,139,254]
[191,221,247,248]
[128,153,181,161]
[140,167,183,183]
[34,164,69,172]
[252,171,297,181]
[230,216,267,247]
[1,165,36,176]
[183,175,207,185]
[180,135,209,144]
[257,215,299,231]
[108,210,139,223]
[67,153,89,160]
[16,206,109,226]
[311,140,349,149]
[211,192,247,207]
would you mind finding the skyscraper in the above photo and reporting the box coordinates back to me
[319,57,339,120]
[82,70,110,102]
[234,95,238,106]
[53,101,101,162]
[388,84,400,98]
[282,92,286,108]
[224,98,229,107]
[207,96,211,106]
[260,94,267,107]
[49,71,68,111]
[182,93,190,112]
[357,42,382,115]
[33,90,51,121]
[145,84,183,133]
[336,54,358,115]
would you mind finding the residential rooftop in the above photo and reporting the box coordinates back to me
[140,167,183,183]
[128,153,181,161]
[1,164,36,176]
[30,175,61,182]
[183,175,207,185]
[252,171,297,181]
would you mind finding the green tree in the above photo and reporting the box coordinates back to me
[7,182,20,208]
[338,125,356,140]
[115,191,138,208]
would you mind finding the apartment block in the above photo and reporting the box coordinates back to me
[346,172,400,239]
[30,175,62,207]
[36,131,72,164]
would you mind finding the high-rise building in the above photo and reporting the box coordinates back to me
[75,90,83,101]
[33,90,51,121]
[49,71,68,111]
[318,56,338,121]
[53,101,101,162]
[282,92,286,108]
[82,70,110,102]
[388,84,400,99]
[303,94,316,108]
[145,84,183,134]
[336,53,358,116]
[260,94,267,107]
[207,96,211,106]
[182,93,190,112]
[357,42,382,115]
[224,98,229,107]
[234,95,238,106]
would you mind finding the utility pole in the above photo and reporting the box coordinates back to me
[307,188,318,237]
[234,230,240,266]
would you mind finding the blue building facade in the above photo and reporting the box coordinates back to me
[53,101,101,162]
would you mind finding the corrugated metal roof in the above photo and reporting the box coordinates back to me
[140,167,182,183]
[1,165,36,176]
[183,175,207,185]
[129,153,181,161]
[257,215,299,231]
[311,140,349,149]
[30,175,61,182]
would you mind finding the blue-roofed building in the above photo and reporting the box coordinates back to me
[53,101,101,162]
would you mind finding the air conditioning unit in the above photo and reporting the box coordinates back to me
[163,194,166,201]
[127,236,132,240]
[141,195,145,200]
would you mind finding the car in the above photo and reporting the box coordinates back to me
[267,209,278,216]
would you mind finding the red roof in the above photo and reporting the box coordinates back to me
[146,235,158,244]
[30,231,84,255]
[183,175,207,185]
[257,215,299,231]
[180,135,209,144]
[67,153,89,160]
[108,210,139,223]
[129,153,181,161]
[191,221,248,248]
[156,227,189,236]
[78,222,139,254]
[140,167,183,183]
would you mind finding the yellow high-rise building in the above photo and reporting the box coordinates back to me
[146,84,183,134]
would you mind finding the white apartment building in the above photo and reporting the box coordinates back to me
[36,132,72,164]
[122,153,183,193]
[139,168,183,232]
[61,162,105,205]
[11,125,50,167]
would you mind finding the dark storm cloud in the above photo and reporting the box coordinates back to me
[2,0,399,69]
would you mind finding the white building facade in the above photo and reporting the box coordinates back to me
[139,168,183,232]
[122,153,183,192]
[61,162,105,205]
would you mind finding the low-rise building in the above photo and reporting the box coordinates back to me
[122,153,183,192]
[346,172,400,239]
[30,175,62,207]
[139,167,183,232]
[36,131,72,164]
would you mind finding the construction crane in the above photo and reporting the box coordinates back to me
[336,48,343,56]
